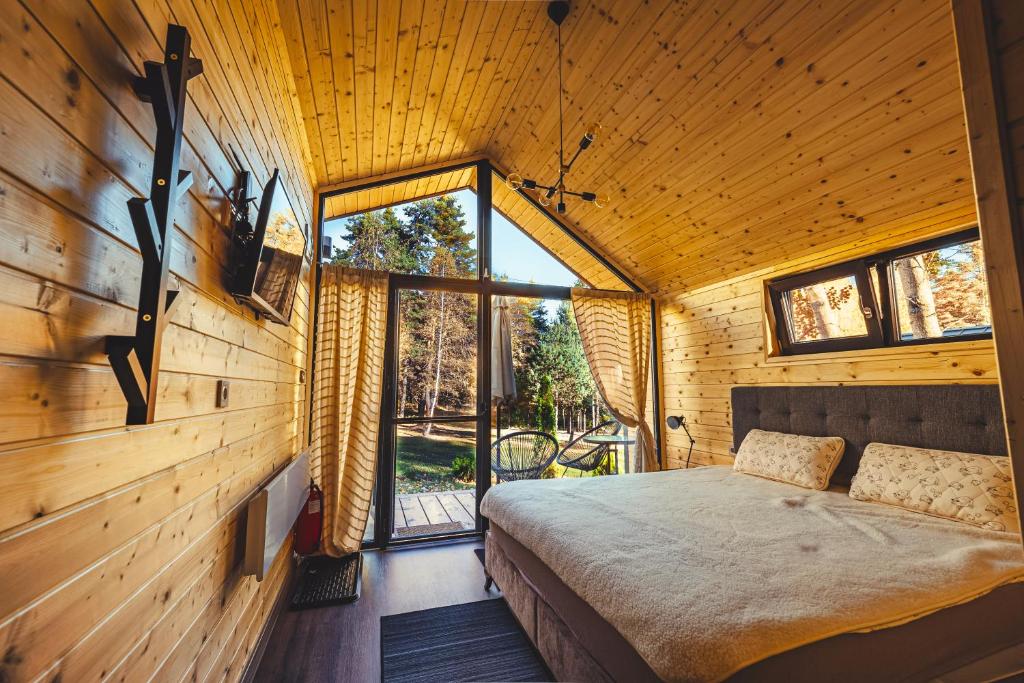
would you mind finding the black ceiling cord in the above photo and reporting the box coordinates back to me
[504,1,609,213]
[561,20,569,210]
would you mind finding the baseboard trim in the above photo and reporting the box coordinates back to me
[241,553,296,683]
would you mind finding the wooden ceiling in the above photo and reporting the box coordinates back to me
[278,0,975,294]
[322,166,476,221]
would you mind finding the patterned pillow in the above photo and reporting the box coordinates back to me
[733,429,845,490]
[849,443,1019,534]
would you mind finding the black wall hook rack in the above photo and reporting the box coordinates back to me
[106,24,203,425]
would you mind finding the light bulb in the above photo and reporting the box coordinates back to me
[506,172,524,190]
[538,193,553,207]
[584,123,603,143]
[593,193,611,209]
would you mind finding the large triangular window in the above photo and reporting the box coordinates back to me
[319,167,629,292]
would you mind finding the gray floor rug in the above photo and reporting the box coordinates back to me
[380,599,552,682]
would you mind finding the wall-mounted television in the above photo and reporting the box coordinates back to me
[230,169,306,325]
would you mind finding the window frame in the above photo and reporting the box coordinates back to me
[767,228,991,356]
[767,260,884,356]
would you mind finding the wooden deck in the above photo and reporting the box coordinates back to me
[394,490,476,536]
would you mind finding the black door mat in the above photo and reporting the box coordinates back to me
[290,553,362,610]
[381,599,552,682]
[394,521,466,538]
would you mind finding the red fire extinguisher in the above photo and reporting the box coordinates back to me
[294,479,323,555]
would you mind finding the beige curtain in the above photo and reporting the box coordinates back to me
[313,265,389,556]
[571,289,658,472]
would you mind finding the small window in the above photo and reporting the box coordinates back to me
[769,262,882,355]
[767,229,991,355]
[887,239,992,342]
[784,274,869,342]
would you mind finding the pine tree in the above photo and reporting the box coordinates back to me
[530,300,551,336]
[403,197,477,434]
[331,208,407,270]
[528,301,596,437]
[536,374,557,438]
[404,196,476,276]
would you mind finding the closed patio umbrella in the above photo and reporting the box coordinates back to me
[491,296,517,440]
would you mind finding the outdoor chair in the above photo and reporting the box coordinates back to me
[557,421,619,476]
[491,430,560,482]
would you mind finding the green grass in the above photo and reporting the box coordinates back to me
[393,425,614,494]
[395,428,476,495]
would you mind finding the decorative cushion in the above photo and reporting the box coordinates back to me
[733,429,845,490]
[849,443,1019,534]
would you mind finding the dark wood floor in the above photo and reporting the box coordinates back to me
[254,539,492,682]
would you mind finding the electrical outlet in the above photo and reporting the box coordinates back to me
[216,380,230,408]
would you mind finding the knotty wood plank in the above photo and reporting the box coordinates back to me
[4,435,297,681]
[283,0,979,302]
[0,421,295,622]
[1,4,312,681]
[953,0,1024,548]
[437,492,474,526]
[419,493,453,525]
[151,539,290,682]
[398,494,428,528]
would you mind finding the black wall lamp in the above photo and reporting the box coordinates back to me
[666,415,696,469]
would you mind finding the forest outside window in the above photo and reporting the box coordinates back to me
[323,195,478,279]
[768,229,992,356]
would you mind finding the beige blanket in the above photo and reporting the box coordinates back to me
[480,466,1024,682]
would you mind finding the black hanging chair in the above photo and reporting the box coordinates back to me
[491,430,560,482]
[557,420,619,476]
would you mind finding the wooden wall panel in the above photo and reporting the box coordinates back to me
[636,1,1002,471]
[953,0,1024,544]
[0,1,314,681]
[658,211,997,470]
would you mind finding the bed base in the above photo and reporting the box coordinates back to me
[485,529,617,683]
[486,528,1024,683]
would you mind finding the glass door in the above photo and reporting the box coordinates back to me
[313,159,661,550]
[381,287,482,542]
[490,295,627,476]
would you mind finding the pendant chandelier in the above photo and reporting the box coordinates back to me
[505,0,609,214]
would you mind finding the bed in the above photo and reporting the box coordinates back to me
[479,385,1024,682]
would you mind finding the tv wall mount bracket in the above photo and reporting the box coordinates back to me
[105,24,203,425]
[229,164,257,247]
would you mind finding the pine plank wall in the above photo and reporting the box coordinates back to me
[0,1,315,680]
[658,213,998,470]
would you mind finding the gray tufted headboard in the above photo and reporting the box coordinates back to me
[731,385,1007,486]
